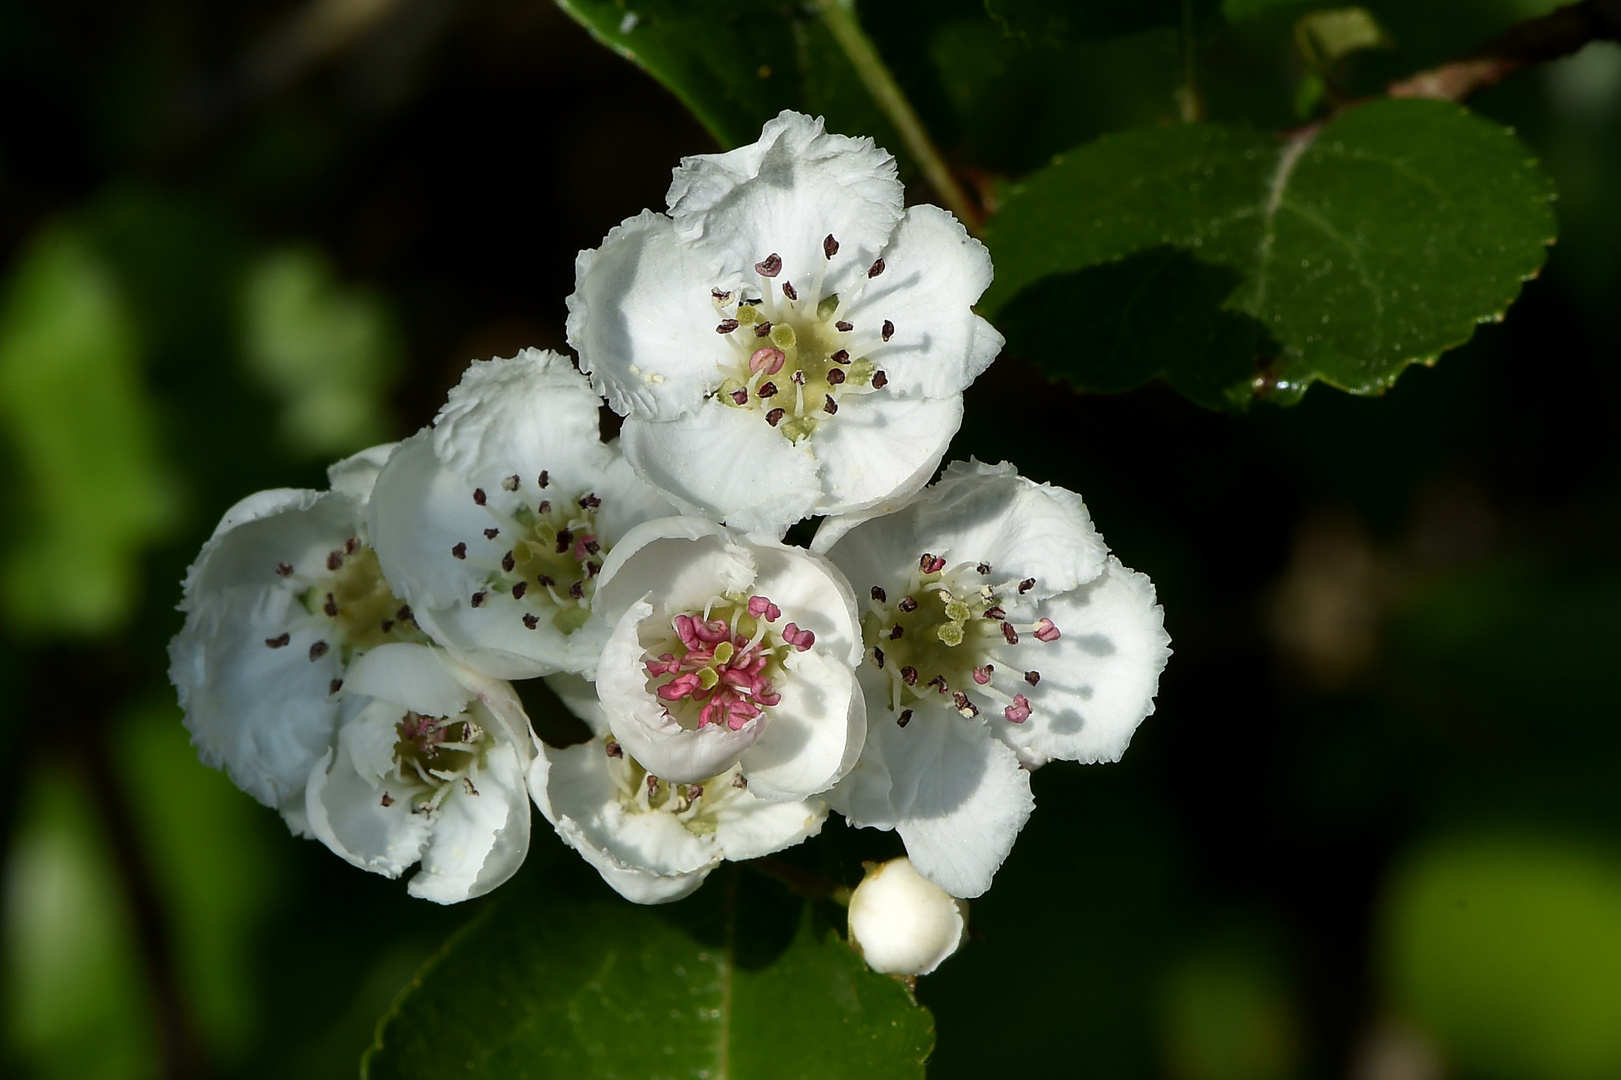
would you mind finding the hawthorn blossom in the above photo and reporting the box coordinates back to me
[529,696,826,904]
[591,517,865,802]
[368,349,679,680]
[305,642,535,903]
[567,110,1002,538]
[169,444,422,834]
[847,856,969,976]
[816,460,1171,898]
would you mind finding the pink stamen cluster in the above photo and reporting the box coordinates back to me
[644,596,815,731]
[399,711,449,754]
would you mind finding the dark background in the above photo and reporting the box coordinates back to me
[2,1,1619,1078]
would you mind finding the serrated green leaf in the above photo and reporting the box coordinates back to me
[553,0,892,153]
[983,99,1556,404]
[363,869,933,1080]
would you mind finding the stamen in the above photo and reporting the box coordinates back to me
[471,591,486,608]
[473,488,487,506]
[523,613,539,629]
[889,625,904,640]
[1003,623,1019,644]
[984,606,1006,620]
[276,562,293,577]
[265,633,291,648]
[502,474,521,491]
[781,281,798,301]
[823,395,838,415]
[452,542,467,559]
[782,623,815,651]
[766,408,785,427]
[1034,618,1061,642]
[730,388,749,405]
[1004,694,1032,723]
[755,253,782,277]
[1025,670,1041,685]
[871,371,889,389]
[501,551,516,572]
[977,562,992,574]
[873,646,885,668]
[324,593,339,617]
[868,259,885,278]
[381,792,395,807]
[309,641,329,661]
[329,678,343,694]
[953,692,979,717]
[899,596,918,613]
[758,381,779,398]
[569,581,585,600]
[606,739,623,758]
[823,234,839,258]
[538,471,550,488]
[580,493,602,509]
[871,585,887,602]
[749,347,785,375]
[1019,578,1036,593]
[327,550,344,571]
[835,320,853,333]
[830,349,849,364]
[920,553,947,574]
[512,581,528,599]
[882,320,894,342]
[717,319,739,334]
[897,709,913,727]
[900,666,918,686]
[484,527,499,540]
[755,321,773,338]
[973,665,993,684]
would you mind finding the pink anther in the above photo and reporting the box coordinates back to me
[657,673,703,701]
[1004,694,1031,723]
[749,346,785,376]
[747,594,782,622]
[1033,618,1061,642]
[781,622,816,651]
[973,666,993,685]
[919,553,947,574]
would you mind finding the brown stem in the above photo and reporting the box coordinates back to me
[1387,0,1621,102]
[746,856,854,906]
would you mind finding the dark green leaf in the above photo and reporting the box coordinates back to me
[364,870,933,1080]
[553,0,893,152]
[985,0,1221,44]
[983,99,1556,405]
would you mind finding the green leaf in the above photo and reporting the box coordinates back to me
[985,0,1222,44]
[983,99,1556,405]
[0,223,180,635]
[553,0,892,152]
[364,869,933,1080]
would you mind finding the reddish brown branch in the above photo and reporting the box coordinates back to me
[1388,0,1621,102]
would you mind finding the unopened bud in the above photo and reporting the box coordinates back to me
[847,856,968,976]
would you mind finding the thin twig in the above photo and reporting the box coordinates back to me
[1387,0,1621,102]
[813,0,985,234]
[747,856,854,906]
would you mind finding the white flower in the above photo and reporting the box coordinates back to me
[847,856,969,976]
[816,460,1171,898]
[367,349,680,680]
[305,642,535,904]
[567,111,1002,539]
[591,516,866,802]
[529,721,827,904]
[169,445,423,834]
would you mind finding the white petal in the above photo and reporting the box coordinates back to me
[711,794,828,862]
[409,737,531,904]
[844,709,1033,898]
[305,737,432,879]
[592,518,755,627]
[809,394,962,521]
[181,488,362,599]
[738,650,859,800]
[598,598,763,783]
[667,111,904,288]
[747,544,864,666]
[844,205,1001,399]
[819,459,1109,599]
[566,210,732,420]
[343,642,473,718]
[327,442,399,504]
[170,586,344,808]
[619,403,820,540]
[989,557,1170,767]
[529,743,714,904]
[430,349,613,492]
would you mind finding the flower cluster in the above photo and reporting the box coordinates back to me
[171,112,1169,930]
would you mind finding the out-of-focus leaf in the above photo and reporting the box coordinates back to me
[364,870,934,1080]
[1294,7,1390,73]
[0,224,180,636]
[553,0,892,153]
[1160,945,1299,1080]
[985,0,1222,43]
[983,99,1556,405]
[241,248,400,458]
[2,767,153,1080]
[1222,0,1306,20]
[1379,836,1621,1080]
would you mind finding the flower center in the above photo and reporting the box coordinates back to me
[709,237,894,443]
[862,554,1061,726]
[266,539,425,686]
[602,736,753,836]
[385,710,491,812]
[450,474,607,634]
[641,594,815,731]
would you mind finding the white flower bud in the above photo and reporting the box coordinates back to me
[847,856,969,976]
